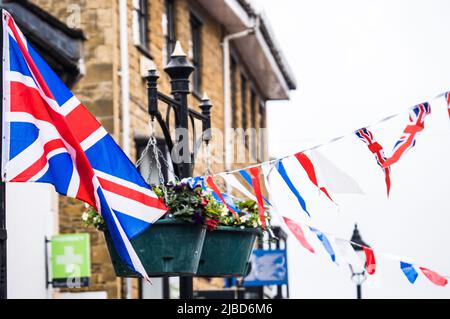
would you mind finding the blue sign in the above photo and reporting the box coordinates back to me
[243,249,288,286]
[224,249,288,287]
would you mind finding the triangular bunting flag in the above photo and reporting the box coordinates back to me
[383,103,431,167]
[334,239,364,273]
[222,174,257,201]
[363,246,376,275]
[309,227,336,262]
[275,160,310,217]
[355,128,392,196]
[294,152,334,202]
[239,169,272,206]
[311,150,365,195]
[419,267,448,287]
[248,167,268,229]
[205,176,240,219]
[400,262,418,284]
[283,217,315,253]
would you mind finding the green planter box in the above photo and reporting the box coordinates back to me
[104,219,206,277]
[196,226,260,277]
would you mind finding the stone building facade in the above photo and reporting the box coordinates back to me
[26,0,296,298]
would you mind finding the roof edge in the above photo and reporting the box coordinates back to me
[235,0,297,90]
[6,0,86,40]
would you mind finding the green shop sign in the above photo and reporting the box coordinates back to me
[51,233,91,288]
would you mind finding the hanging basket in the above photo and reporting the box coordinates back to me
[196,226,261,277]
[104,218,206,277]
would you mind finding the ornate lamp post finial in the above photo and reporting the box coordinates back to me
[199,92,213,143]
[145,62,160,117]
[171,40,186,57]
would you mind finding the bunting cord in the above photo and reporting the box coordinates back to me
[202,172,450,280]
[210,92,446,178]
[193,92,450,280]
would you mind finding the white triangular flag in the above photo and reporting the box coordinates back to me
[334,238,364,273]
[261,163,285,226]
[311,150,365,195]
[222,174,257,201]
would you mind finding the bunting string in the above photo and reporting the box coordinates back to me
[213,92,447,178]
[183,91,450,288]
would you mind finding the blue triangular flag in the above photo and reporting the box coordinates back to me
[274,160,309,216]
[310,227,336,262]
[400,262,419,284]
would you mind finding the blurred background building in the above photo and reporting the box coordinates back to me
[2,0,295,298]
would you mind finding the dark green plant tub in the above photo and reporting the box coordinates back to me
[104,219,206,277]
[196,226,260,277]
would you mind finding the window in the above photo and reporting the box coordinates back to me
[250,89,257,157]
[133,0,149,51]
[165,0,176,62]
[231,58,237,128]
[241,74,248,149]
[241,74,247,130]
[259,100,267,161]
[250,89,257,129]
[190,13,202,94]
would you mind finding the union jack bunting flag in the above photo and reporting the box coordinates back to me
[355,128,391,196]
[383,102,431,168]
[1,11,167,279]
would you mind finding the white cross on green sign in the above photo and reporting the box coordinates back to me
[51,233,91,288]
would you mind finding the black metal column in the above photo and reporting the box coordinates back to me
[0,13,6,300]
[164,45,195,299]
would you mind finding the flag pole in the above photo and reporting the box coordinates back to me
[0,10,7,300]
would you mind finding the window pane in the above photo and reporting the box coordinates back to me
[231,58,237,128]
[190,14,202,93]
[138,0,149,49]
[241,74,247,130]
[165,0,175,59]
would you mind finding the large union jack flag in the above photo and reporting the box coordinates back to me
[383,102,431,168]
[1,10,166,279]
[355,128,391,196]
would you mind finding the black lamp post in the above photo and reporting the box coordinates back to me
[349,224,369,299]
[145,41,213,299]
[164,43,195,179]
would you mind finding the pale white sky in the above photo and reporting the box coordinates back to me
[253,0,450,298]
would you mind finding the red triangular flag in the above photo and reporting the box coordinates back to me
[419,267,448,287]
[283,217,314,253]
[205,176,240,219]
[249,167,267,229]
[294,152,334,202]
[363,246,376,275]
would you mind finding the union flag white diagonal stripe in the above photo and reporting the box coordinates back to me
[80,127,108,151]
[7,70,62,112]
[59,96,81,116]
[102,189,166,223]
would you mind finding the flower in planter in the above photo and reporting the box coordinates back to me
[192,210,204,225]
[81,180,272,234]
[204,217,220,230]
[82,206,106,231]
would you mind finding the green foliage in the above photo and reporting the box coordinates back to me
[81,206,106,231]
[82,181,271,233]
